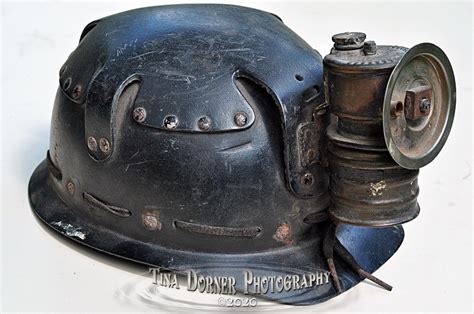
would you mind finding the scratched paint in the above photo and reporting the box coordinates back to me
[51,221,86,240]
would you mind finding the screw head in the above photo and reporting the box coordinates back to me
[66,181,75,195]
[197,116,211,131]
[87,136,97,151]
[99,138,111,153]
[301,173,314,186]
[72,85,82,99]
[133,107,147,123]
[420,98,431,113]
[164,115,178,129]
[234,112,248,127]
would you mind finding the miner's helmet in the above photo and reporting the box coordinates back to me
[28,4,404,304]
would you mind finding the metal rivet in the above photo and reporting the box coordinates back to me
[304,129,314,138]
[234,112,248,127]
[63,77,72,90]
[301,173,314,186]
[87,136,97,151]
[164,115,178,129]
[142,213,162,231]
[420,98,431,113]
[66,181,75,195]
[307,149,316,161]
[198,116,211,131]
[99,138,111,153]
[273,223,295,245]
[133,107,147,123]
[72,85,82,99]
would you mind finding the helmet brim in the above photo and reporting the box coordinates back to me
[28,159,404,305]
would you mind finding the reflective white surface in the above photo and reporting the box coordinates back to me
[1,0,472,312]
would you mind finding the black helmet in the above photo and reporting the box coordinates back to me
[29,4,455,305]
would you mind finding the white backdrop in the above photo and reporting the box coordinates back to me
[1,0,472,312]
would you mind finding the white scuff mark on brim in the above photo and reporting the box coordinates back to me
[51,221,86,240]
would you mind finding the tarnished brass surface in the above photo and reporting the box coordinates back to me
[325,32,420,226]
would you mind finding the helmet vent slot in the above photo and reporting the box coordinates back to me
[174,220,262,238]
[83,192,131,217]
